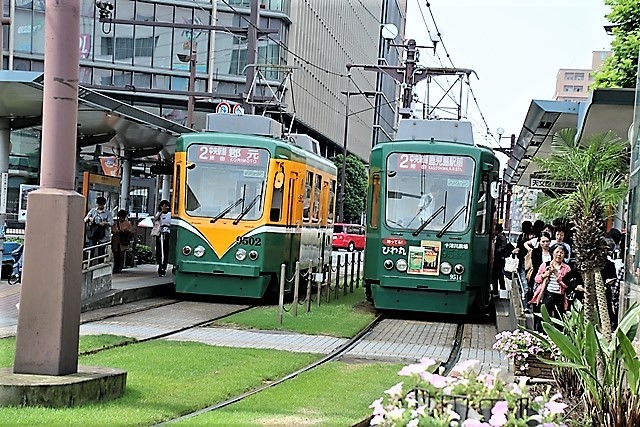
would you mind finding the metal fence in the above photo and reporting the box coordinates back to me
[277,252,364,324]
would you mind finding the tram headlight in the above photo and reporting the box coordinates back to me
[235,248,247,261]
[249,250,259,260]
[440,262,452,275]
[383,259,394,270]
[193,245,205,258]
[454,264,465,274]
[182,246,192,256]
[395,259,407,272]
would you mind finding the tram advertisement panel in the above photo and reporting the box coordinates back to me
[407,240,441,275]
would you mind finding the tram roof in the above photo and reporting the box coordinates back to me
[505,88,635,187]
[0,71,194,160]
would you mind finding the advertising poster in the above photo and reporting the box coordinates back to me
[18,184,40,222]
[407,240,441,275]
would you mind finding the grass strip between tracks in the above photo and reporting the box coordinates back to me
[0,338,318,425]
[214,285,376,338]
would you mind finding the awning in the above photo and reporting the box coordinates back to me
[506,88,635,187]
[0,71,194,159]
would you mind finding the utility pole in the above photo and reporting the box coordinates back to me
[244,0,259,115]
[0,0,11,269]
[349,39,475,119]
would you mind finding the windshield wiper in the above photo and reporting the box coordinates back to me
[411,205,445,236]
[211,198,243,223]
[233,194,262,225]
[436,206,467,238]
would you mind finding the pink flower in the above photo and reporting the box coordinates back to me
[384,382,404,398]
[369,397,384,415]
[491,401,508,415]
[451,359,480,375]
[423,372,448,388]
[489,413,507,426]
[545,400,568,415]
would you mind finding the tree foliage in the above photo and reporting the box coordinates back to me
[593,0,640,88]
[533,128,629,337]
[331,154,368,224]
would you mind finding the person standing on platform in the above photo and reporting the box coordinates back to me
[111,209,133,274]
[154,200,172,277]
[84,196,113,263]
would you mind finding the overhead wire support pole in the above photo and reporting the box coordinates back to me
[244,0,259,115]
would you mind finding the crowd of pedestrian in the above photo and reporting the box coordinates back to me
[83,196,172,276]
[494,219,623,332]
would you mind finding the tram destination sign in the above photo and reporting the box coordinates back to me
[529,176,576,191]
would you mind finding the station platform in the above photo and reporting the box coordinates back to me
[0,264,173,338]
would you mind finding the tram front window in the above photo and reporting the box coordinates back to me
[185,145,269,221]
[385,153,475,233]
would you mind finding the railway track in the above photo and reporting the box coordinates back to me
[153,316,468,426]
[78,298,254,356]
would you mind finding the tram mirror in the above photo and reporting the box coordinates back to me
[482,162,493,171]
[490,181,500,199]
[274,171,285,189]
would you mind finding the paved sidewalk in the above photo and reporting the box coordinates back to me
[0,263,172,338]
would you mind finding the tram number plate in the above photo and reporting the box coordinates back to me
[236,236,262,246]
[449,273,462,281]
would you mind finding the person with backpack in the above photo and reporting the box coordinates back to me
[111,209,133,273]
[530,244,572,329]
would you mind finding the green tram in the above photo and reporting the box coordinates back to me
[364,120,501,314]
[170,115,337,298]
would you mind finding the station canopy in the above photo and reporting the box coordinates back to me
[506,88,635,188]
[0,71,194,160]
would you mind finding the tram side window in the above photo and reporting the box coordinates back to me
[303,171,313,222]
[270,180,283,222]
[312,174,321,222]
[370,173,380,228]
[173,166,181,214]
[475,179,487,234]
[328,180,336,224]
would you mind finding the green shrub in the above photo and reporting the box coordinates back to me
[134,244,154,264]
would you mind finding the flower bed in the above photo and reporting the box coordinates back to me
[368,358,567,426]
[493,330,556,379]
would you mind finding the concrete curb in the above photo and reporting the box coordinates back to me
[81,282,173,312]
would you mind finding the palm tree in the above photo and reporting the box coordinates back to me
[534,128,628,339]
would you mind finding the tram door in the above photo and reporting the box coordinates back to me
[285,172,300,284]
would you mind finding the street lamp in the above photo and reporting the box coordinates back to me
[177,41,197,129]
[338,82,380,223]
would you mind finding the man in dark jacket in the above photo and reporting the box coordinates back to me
[492,224,508,294]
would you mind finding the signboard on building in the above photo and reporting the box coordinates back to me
[529,176,576,191]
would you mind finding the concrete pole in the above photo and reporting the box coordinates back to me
[14,0,84,376]
[119,155,131,211]
[243,0,259,115]
[0,119,9,260]
[186,41,196,128]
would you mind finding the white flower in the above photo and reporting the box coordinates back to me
[384,382,404,398]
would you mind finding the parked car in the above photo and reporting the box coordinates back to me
[332,223,365,252]
[2,241,21,279]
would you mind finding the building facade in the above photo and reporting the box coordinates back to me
[553,50,612,102]
[0,0,406,220]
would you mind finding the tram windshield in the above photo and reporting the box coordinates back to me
[385,153,475,233]
[185,144,269,221]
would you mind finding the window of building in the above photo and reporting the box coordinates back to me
[565,72,574,80]
[575,72,585,81]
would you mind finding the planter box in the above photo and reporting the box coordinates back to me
[516,353,554,379]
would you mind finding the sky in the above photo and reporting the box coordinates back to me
[404,0,613,153]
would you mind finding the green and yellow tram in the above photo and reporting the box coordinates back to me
[364,120,500,314]
[170,115,337,298]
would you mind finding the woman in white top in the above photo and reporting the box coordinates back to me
[154,200,171,276]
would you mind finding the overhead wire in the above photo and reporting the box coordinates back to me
[424,1,500,148]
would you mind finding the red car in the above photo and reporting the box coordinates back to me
[332,223,366,251]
